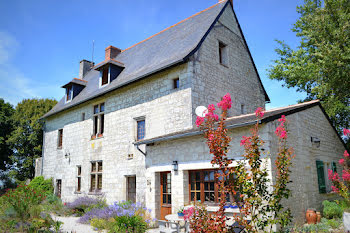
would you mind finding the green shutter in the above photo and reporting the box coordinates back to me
[332,162,337,173]
[316,160,326,194]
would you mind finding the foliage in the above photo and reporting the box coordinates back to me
[7,98,57,181]
[322,200,343,219]
[328,129,350,205]
[193,93,294,232]
[268,0,350,135]
[28,176,54,196]
[84,201,153,233]
[66,196,106,216]
[1,184,45,219]
[0,98,14,171]
[285,218,343,232]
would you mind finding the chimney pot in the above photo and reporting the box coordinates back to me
[79,60,94,79]
[105,45,121,60]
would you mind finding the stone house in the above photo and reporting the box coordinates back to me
[39,0,347,223]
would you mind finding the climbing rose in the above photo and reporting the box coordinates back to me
[196,116,204,127]
[339,158,345,165]
[240,136,251,146]
[342,170,350,181]
[217,93,232,111]
[328,170,339,182]
[343,128,350,136]
[275,126,287,139]
[208,134,214,141]
[278,115,286,124]
[255,107,264,118]
[208,104,216,113]
[331,186,339,193]
[344,151,349,157]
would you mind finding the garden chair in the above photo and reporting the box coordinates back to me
[158,220,180,233]
[227,220,251,233]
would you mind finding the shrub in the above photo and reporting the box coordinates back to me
[28,176,54,197]
[1,184,45,219]
[66,196,106,216]
[322,200,342,219]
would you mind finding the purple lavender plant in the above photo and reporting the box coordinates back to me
[66,196,100,210]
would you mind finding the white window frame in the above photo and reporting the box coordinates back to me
[66,86,73,103]
[99,65,111,88]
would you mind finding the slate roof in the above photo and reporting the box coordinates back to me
[134,100,323,145]
[61,78,87,88]
[42,0,269,118]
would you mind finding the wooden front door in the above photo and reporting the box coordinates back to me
[56,179,62,198]
[160,172,172,220]
[127,176,136,203]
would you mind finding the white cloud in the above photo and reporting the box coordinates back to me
[0,31,61,105]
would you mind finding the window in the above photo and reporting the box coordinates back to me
[137,119,145,141]
[66,86,73,102]
[173,78,180,89]
[316,160,326,194]
[101,66,109,86]
[189,170,234,204]
[77,166,81,192]
[92,103,105,138]
[57,129,63,149]
[219,41,228,66]
[161,172,171,205]
[241,104,245,114]
[81,113,85,121]
[90,161,102,192]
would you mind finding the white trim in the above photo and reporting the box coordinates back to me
[99,66,111,88]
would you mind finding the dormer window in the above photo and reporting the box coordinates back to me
[101,66,110,87]
[66,86,73,102]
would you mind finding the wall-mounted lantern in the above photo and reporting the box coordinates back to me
[172,161,178,171]
[311,137,321,148]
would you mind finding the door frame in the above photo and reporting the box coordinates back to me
[160,171,172,220]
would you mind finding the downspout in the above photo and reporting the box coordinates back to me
[136,144,147,156]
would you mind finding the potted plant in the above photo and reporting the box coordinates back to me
[328,128,350,232]
[177,206,184,217]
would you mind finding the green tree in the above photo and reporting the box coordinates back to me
[0,98,14,170]
[8,98,57,181]
[268,0,350,133]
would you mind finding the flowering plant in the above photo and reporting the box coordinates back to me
[328,129,350,205]
[194,93,294,232]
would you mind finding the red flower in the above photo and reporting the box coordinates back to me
[195,116,204,127]
[339,158,345,165]
[240,136,251,146]
[343,128,350,136]
[217,93,232,111]
[342,170,350,181]
[331,186,339,193]
[255,107,264,118]
[344,150,349,157]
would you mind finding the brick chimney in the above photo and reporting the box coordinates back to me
[105,45,121,60]
[79,60,94,79]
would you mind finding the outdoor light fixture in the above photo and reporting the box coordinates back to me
[172,161,178,171]
[311,137,321,148]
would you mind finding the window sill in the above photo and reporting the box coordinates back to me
[74,191,82,194]
[91,135,104,141]
[219,63,229,68]
[57,147,62,150]
[88,191,103,195]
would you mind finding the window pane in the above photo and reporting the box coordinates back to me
[196,192,201,202]
[91,175,96,190]
[204,171,209,181]
[94,105,99,114]
[92,162,96,172]
[78,166,81,176]
[191,192,195,201]
[58,129,63,148]
[102,68,109,85]
[167,194,171,204]
[94,116,98,135]
[100,114,104,135]
[100,103,105,112]
[191,182,195,190]
[163,194,167,204]
[137,120,145,140]
[196,182,200,191]
[97,174,102,190]
[98,162,103,172]
[210,182,214,191]
[77,177,81,191]
[195,171,200,181]
[204,182,208,190]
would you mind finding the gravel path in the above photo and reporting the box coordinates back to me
[51,215,100,233]
[51,215,160,233]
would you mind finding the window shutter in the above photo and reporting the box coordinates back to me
[316,160,326,194]
[331,162,337,173]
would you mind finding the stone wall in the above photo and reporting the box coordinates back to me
[191,5,266,120]
[42,63,193,203]
[267,105,345,224]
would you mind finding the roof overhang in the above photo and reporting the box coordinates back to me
[94,59,125,71]
[61,78,87,88]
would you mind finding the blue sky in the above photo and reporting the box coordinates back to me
[0,0,306,109]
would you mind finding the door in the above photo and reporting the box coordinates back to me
[127,176,136,203]
[56,179,62,198]
[160,172,172,220]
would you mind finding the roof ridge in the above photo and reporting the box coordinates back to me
[121,1,226,53]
